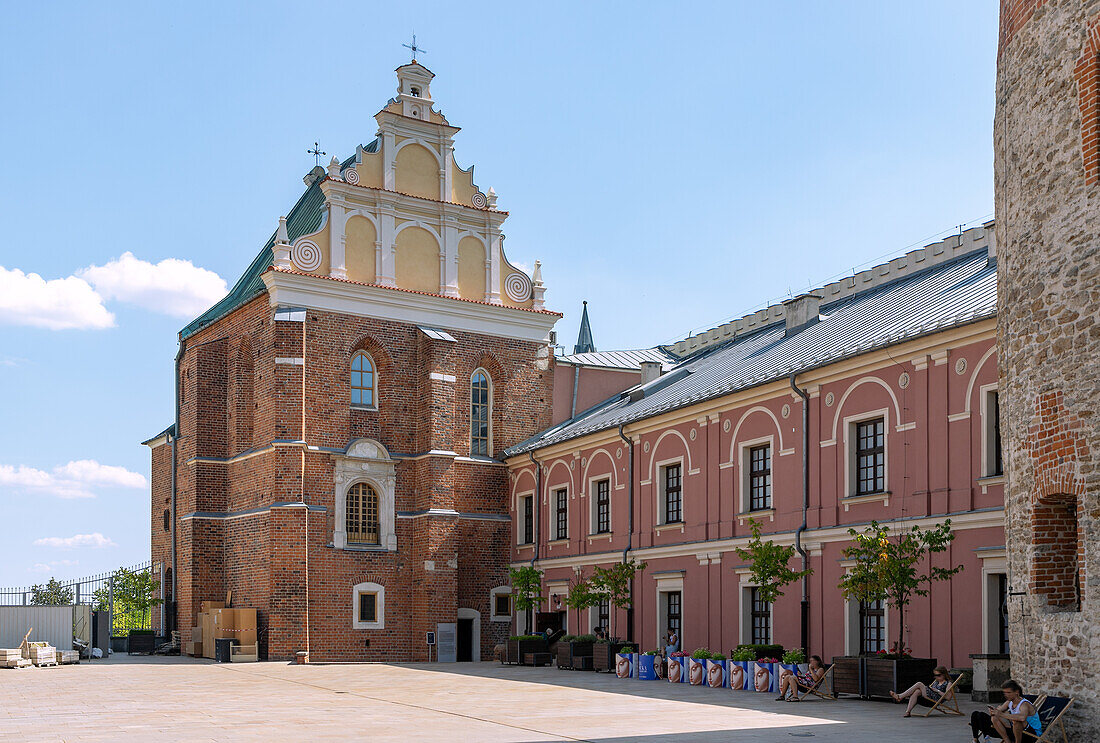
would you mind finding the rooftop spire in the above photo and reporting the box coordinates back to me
[574,301,595,354]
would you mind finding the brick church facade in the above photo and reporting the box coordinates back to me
[144,62,559,661]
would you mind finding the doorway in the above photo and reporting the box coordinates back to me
[456,608,480,662]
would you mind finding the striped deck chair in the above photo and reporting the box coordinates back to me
[796,665,837,701]
[920,673,963,716]
[1021,695,1074,743]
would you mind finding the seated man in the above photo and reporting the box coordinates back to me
[889,665,952,717]
[776,655,826,701]
[969,679,1042,743]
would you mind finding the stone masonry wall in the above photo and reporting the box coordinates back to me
[995,0,1100,733]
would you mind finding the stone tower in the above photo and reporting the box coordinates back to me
[995,0,1100,732]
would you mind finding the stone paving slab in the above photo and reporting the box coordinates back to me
[0,655,986,742]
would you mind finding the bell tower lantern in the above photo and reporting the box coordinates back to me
[395,62,434,120]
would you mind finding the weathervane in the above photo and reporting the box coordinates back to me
[403,33,426,62]
[307,141,326,166]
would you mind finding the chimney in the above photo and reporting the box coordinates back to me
[640,361,663,384]
[783,292,823,337]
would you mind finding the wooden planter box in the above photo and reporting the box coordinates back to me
[505,638,548,665]
[832,655,936,698]
[127,631,157,655]
[556,641,594,670]
[592,642,636,672]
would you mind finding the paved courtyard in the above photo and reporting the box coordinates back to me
[0,655,985,742]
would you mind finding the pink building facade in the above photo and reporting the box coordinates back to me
[506,227,1008,668]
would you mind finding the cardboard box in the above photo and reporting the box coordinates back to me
[200,600,225,614]
[201,613,216,659]
[192,625,202,643]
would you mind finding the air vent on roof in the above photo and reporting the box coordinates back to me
[783,292,823,337]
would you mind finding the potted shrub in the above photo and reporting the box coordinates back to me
[667,650,689,683]
[728,647,755,690]
[706,652,727,688]
[778,648,806,690]
[735,643,785,661]
[688,648,711,685]
[637,650,659,680]
[838,519,961,698]
[555,633,596,670]
[753,656,780,693]
[506,634,548,665]
[615,645,635,679]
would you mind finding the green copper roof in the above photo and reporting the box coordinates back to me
[574,301,595,354]
[179,145,374,341]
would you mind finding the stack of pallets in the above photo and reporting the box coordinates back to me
[56,650,80,665]
[1,648,30,668]
[24,642,57,667]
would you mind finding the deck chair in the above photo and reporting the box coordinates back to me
[796,665,837,701]
[1021,695,1074,743]
[920,673,964,716]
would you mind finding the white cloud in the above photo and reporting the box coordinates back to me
[33,533,117,549]
[0,460,147,499]
[0,357,27,367]
[0,266,115,330]
[78,252,227,318]
[29,559,79,573]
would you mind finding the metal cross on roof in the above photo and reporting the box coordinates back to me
[403,34,426,62]
[307,142,326,166]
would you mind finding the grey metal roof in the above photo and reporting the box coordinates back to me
[418,326,456,342]
[506,249,996,457]
[556,348,678,371]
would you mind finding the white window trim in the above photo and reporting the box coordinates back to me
[350,350,379,411]
[843,408,890,500]
[978,548,1008,654]
[588,475,612,536]
[589,595,611,634]
[490,585,512,622]
[737,575,774,646]
[514,489,534,546]
[551,484,570,541]
[470,367,493,456]
[840,561,889,655]
[655,457,685,526]
[333,439,397,551]
[654,571,685,648]
[979,384,1002,479]
[352,581,385,629]
[738,435,775,515]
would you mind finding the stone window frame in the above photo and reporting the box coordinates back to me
[977,548,1008,654]
[350,350,379,411]
[738,434,775,515]
[552,485,569,541]
[979,384,1004,479]
[842,408,891,501]
[735,570,773,646]
[655,457,684,527]
[514,489,535,546]
[589,475,612,535]
[333,439,397,551]
[654,571,685,648]
[352,581,385,630]
[490,586,512,622]
[840,560,890,654]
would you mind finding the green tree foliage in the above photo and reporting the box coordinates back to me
[734,518,813,604]
[508,565,544,634]
[30,578,74,606]
[589,558,647,640]
[838,519,963,649]
[92,568,163,631]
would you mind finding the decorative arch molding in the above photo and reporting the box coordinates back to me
[727,406,785,462]
[456,230,489,248]
[392,138,444,166]
[829,376,905,442]
[963,345,999,415]
[511,467,536,493]
[544,459,574,496]
[393,220,443,244]
[470,350,507,382]
[345,210,379,230]
[581,448,619,492]
[647,428,695,481]
[333,439,397,551]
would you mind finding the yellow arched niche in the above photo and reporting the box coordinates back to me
[395,143,440,200]
[345,216,377,284]
[457,237,486,301]
[395,226,440,293]
[351,150,383,189]
[451,157,478,206]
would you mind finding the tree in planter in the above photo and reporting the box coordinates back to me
[734,518,813,603]
[590,558,647,642]
[508,565,545,634]
[563,571,600,634]
[30,578,74,606]
[838,519,963,652]
[92,567,163,632]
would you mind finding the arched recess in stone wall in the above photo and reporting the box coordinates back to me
[394,225,441,294]
[345,215,377,284]
[1030,490,1083,613]
[233,337,254,453]
[394,142,441,200]
[457,235,486,301]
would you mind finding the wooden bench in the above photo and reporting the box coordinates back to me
[523,652,552,667]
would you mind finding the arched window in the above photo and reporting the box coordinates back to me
[471,369,491,456]
[346,483,380,545]
[351,352,376,408]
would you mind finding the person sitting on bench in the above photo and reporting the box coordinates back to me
[889,665,951,717]
[969,679,1041,743]
[776,655,825,701]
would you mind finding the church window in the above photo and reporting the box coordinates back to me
[351,352,376,408]
[471,369,491,456]
[346,483,380,545]
[352,581,385,629]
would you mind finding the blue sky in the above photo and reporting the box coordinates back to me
[0,1,997,586]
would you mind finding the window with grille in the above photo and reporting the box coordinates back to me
[522,495,533,544]
[595,479,610,533]
[858,599,885,653]
[751,587,771,644]
[346,482,380,545]
[470,370,490,456]
[663,463,682,524]
[666,591,681,639]
[358,591,377,623]
[555,488,568,540]
[748,444,772,511]
[350,352,375,407]
[598,598,609,632]
[855,418,885,495]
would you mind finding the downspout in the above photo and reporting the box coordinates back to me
[170,338,184,633]
[302,313,310,659]
[617,424,634,643]
[789,374,810,655]
[527,451,541,635]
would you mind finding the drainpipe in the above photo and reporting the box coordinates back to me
[527,451,541,635]
[789,374,810,655]
[617,424,634,643]
[170,339,184,633]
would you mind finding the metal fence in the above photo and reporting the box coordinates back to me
[0,560,162,637]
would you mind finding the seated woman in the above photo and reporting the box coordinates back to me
[969,679,1042,743]
[889,665,952,717]
[776,655,826,701]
